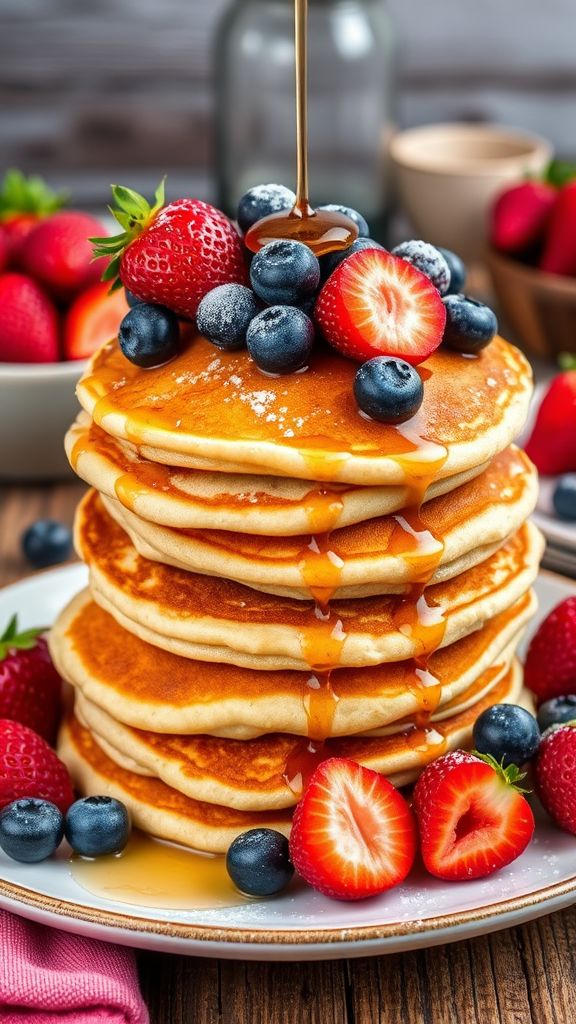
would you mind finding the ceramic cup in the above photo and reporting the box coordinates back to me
[0,360,85,481]
[390,123,552,262]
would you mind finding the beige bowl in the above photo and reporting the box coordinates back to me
[0,360,85,481]
[390,123,552,262]
[487,247,576,360]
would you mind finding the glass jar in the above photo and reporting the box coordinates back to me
[214,0,396,239]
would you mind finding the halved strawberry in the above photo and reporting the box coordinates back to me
[314,249,446,365]
[413,750,534,881]
[289,757,416,900]
[63,281,129,360]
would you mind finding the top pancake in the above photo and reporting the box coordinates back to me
[76,334,532,485]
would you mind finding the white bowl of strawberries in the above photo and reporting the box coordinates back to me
[0,171,128,481]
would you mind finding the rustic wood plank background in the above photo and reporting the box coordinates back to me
[1,0,575,208]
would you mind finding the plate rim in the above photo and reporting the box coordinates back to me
[0,562,575,949]
[1,870,576,945]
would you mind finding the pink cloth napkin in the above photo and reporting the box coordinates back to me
[0,910,149,1024]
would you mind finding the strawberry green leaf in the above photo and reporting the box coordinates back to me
[0,614,45,660]
[0,169,67,219]
[472,751,531,793]
[559,352,576,371]
[545,159,576,188]
[90,178,166,288]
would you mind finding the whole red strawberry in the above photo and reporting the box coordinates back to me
[524,371,576,476]
[0,719,73,813]
[413,749,534,881]
[490,180,556,255]
[536,723,576,834]
[0,169,66,266]
[0,616,62,743]
[539,182,576,277]
[0,229,7,274]
[524,597,576,702]
[19,211,105,301]
[92,180,246,321]
[0,273,59,363]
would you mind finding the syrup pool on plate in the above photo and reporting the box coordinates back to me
[70,831,249,910]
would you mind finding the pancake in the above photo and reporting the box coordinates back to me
[67,413,491,537]
[58,714,293,853]
[100,446,539,599]
[49,589,536,738]
[76,334,532,485]
[77,491,542,669]
[73,658,523,810]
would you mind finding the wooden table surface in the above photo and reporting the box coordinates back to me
[1,480,575,1024]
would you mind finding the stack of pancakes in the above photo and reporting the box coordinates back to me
[50,334,543,853]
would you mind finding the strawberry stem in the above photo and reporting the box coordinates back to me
[0,169,67,220]
[545,159,576,188]
[90,177,166,292]
[559,352,576,371]
[0,614,45,661]
[471,751,531,793]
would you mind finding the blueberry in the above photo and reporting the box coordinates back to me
[250,240,320,306]
[553,475,576,521]
[320,237,385,282]
[0,798,63,863]
[438,247,467,295]
[247,306,314,375]
[118,304,180,368]
[353,357,424,424]
[125,288,144,307]
[296,294,317,318]
[196,284,260,351]
[226,828,294,897]
[442,294,498,354]
[392,240,451,295]
[317,204,370,238]
[237,184,296,234]
[21,520,72,569]
[473,704,540,767]
[537,695,576,731]
[65,795,130,857]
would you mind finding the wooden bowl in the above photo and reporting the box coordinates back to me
[486,248,576,359]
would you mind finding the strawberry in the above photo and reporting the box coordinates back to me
[539,182,576,276]
[19,211,105,301]
[0,169,66,266]
[490,180,556,255]
[524,370,576,475]
[536,723,576,834]
[0,616,62,744]
[0,719,73,813]
[289,758,416,900]
[413,750,534,881]
[0,273,59,363]
[0,230,7,274]
[314,249,446,365]
[524,597,576,703]
[91,180,246,320]
[63,281,129,360]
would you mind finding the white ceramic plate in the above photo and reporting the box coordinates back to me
[0,564,575,962]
